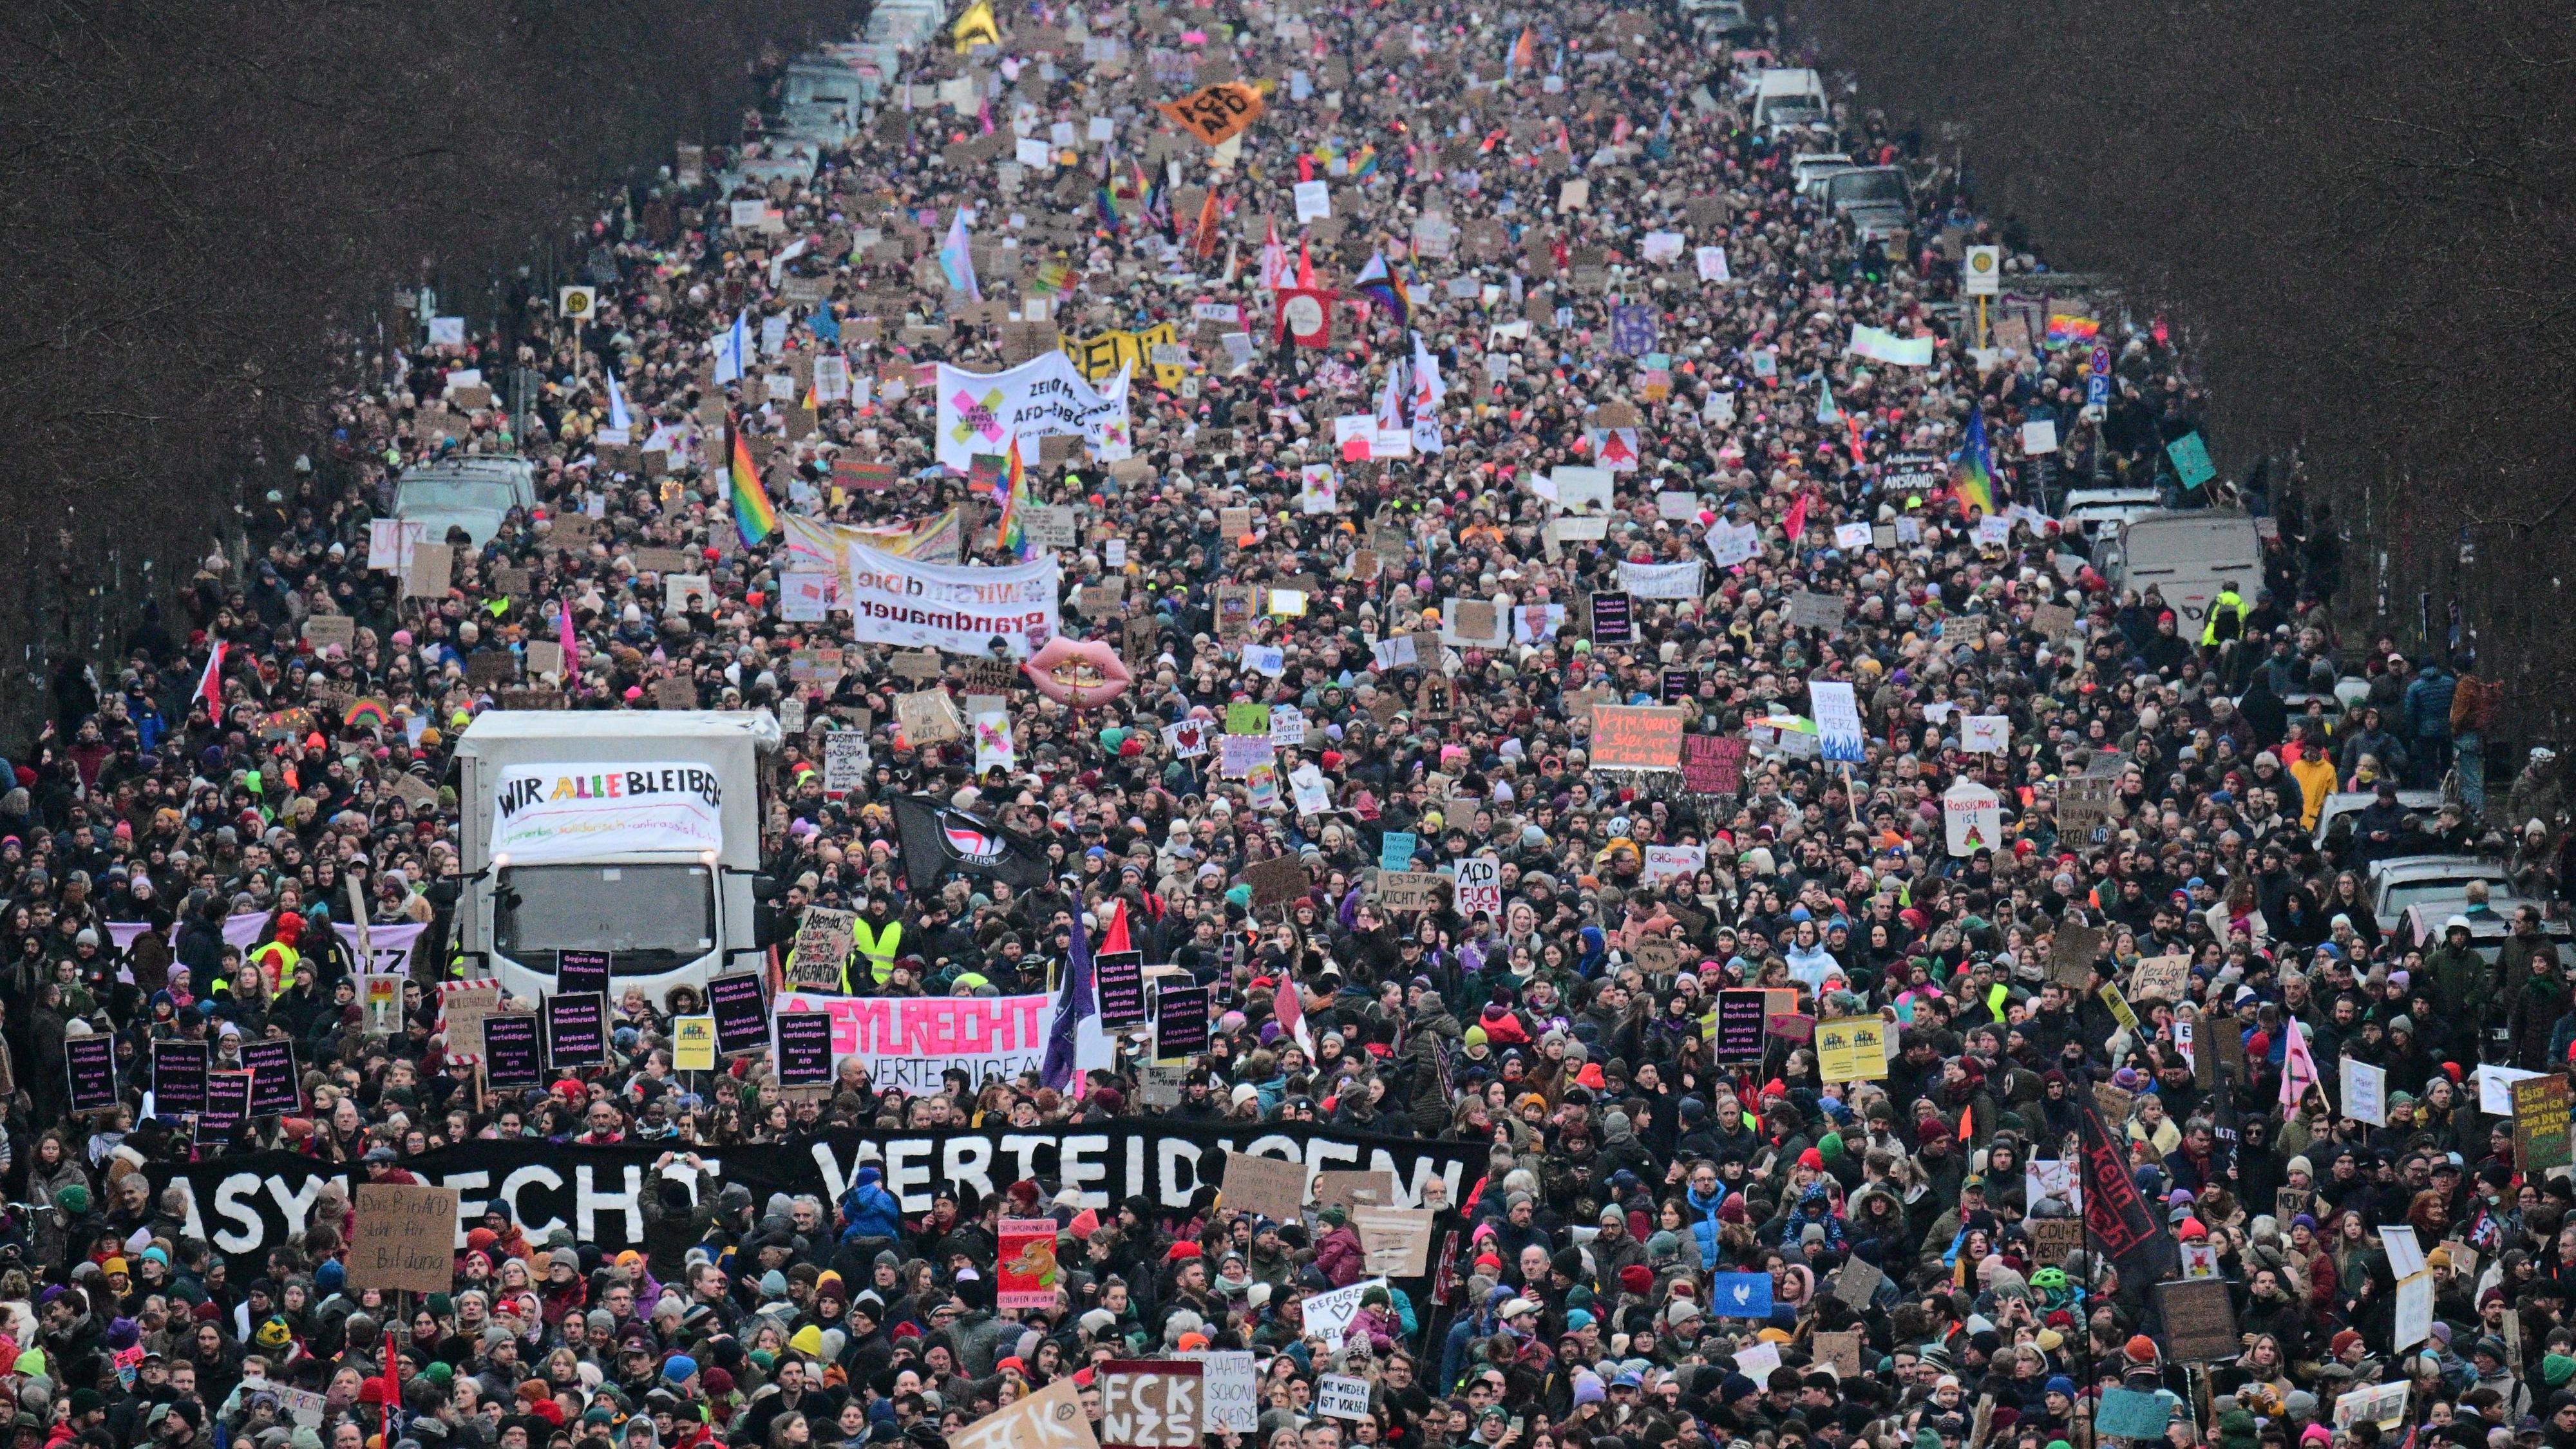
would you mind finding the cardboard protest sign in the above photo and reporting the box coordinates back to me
[1098,1361,1204,1449]
[2157,1278,2239,1362]
[790,907,858,990]
[349,1183,462,1293]
[951,1378,1098,1449]
[1312,1168,1397,1215]
[2049,921,2104,987]
[1354,1206,1436,1276]
[2128,953,2190,1003]
[1238,855,1310,910]
[1220,1151,1307,1219]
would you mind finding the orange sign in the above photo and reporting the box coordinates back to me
[1157,83,1267,146]
[1590,705,1686,770]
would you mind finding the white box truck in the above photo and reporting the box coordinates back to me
[455,712,781,1009]
[2092,509,2264,634]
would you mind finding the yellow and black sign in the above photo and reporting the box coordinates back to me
[1063,321,1186,390]
[557,285,598,321]
[1157,82,1266,147]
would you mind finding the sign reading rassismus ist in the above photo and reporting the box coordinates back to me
[491,761,725,864]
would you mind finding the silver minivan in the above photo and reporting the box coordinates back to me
[393,456,538,548]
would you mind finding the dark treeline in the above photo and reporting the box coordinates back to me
[0,0,855,720]
[1804,0,2576,737]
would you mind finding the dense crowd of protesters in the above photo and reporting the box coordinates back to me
[5,2,2576,1449]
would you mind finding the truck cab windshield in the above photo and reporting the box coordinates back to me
[493,862,716,976]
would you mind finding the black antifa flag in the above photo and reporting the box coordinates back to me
[2078,1099,2181,1284]
[892,795,1054,895]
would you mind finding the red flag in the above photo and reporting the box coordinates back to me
[1101,898,1133,955]
[1296,236,1316,290]
[1276,975,1314,1055]
[1192,187,1223,260]
[194,640,229,715]
[1783,490,1811,543]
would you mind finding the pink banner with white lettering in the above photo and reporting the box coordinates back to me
[775,991,1057,1093]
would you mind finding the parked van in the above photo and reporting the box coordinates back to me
[2092,509,2262,634]
[1750,69,1830,135]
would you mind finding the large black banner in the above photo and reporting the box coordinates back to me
[151,1124,1487,1274]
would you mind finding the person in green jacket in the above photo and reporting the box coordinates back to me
[2424,916,2494,1059]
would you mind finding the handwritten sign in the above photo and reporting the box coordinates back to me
[1590,705,1685,770]
[349,1183,462,1293]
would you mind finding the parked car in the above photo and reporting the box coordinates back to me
[393,456,537,549]
[2392,897,2571,965]
[2311,788,2441,855]
[1790,152,1857,198]
[1823,166,1911,241]
[2366,855,2509,921]
[1678,0,1754,41]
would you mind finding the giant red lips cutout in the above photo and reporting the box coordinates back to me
[1021,636,1134,707]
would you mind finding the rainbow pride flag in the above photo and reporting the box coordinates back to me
[730,419,777,546]
[2045,314,2100,348]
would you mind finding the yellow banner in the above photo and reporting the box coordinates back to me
[1815,1017,1889,1083]
[1062,322,1184,390]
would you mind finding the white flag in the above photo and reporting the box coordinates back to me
[712,310,750,386]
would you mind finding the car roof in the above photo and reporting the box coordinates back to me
[2367,856,2508,883]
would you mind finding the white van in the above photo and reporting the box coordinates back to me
[2092,509,2262,634]
[1751,69,1830,135]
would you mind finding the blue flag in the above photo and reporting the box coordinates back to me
[1041,902,1096,1090]
[1712,1273,1774,1318]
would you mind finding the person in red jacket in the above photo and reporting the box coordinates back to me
[1313,1206,1365,1286]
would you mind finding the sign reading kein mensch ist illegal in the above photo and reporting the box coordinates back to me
[491,761,726,863]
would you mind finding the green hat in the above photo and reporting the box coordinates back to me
[2544,1354,2576,1388]
[54,1186,88,1216]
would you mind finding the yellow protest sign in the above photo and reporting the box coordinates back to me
[1157,82,1267,146]
[673,1016,717,1071]
[952,0,1001,51]
[1815,1017,1889,1083]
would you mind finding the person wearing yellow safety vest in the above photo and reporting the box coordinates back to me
[2200,580,2248,648]
[844,896,904,992]
[244,911,305,997]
